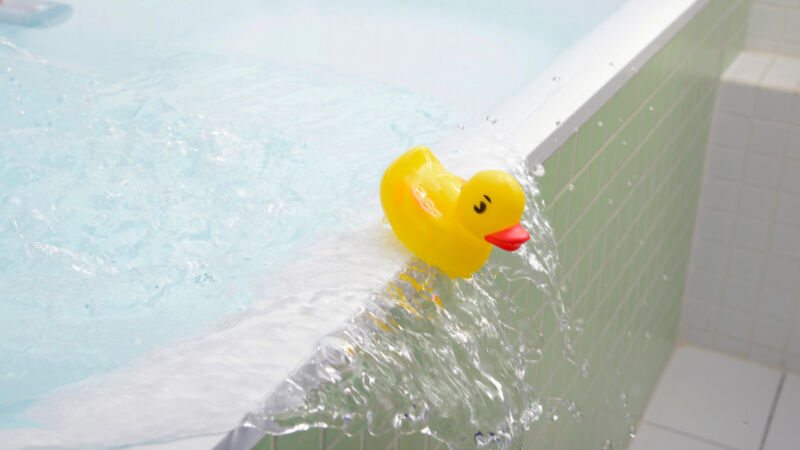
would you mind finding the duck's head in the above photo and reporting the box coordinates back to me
[456,170,530,251]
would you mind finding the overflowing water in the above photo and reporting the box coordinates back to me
[242,163,583,448]
[0,0,637,446]
[0,38,462,430]
[1,33,587,443]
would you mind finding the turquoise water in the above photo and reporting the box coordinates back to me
[0,0,625,441]
[0,44,462,428]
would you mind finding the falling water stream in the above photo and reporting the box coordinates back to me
[244,162,583,449]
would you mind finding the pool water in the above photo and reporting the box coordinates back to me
[0,0,625,445]
[0,38,462,428]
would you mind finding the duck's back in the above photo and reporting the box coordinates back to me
[380,147,463,263]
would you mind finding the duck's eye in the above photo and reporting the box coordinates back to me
[473,201,487,214]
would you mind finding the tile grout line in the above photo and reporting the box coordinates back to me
[545,139,703,444]
[558,48,719,279]
[550,229,692,447]
[683,13,764,349]
[759,372,786,450]
[565,108,709,328]
[552,6,750,445]
[549,0,730,206]
[693,52,800,363]
[643,420,738,449]
[561,78,714,309]
[539,181,697,399]
[708,72,753,356]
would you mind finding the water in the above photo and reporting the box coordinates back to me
[0,0,628,446]
[242,162,582,448]
[0,40,462,429]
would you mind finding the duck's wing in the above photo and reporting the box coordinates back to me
[381,146,462,235]
[412,170,463,225]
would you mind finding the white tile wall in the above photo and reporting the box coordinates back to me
[747,0,800,58]
[681,51,800,371]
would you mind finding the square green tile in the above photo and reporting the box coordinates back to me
[324,429,363,450]
[253,435,274,450]
[573,125,594,174]
[363,431,398,450]
[554,134,577,194]
[275,429,323,450]
[540,154,560,206]
[397,433,428,450]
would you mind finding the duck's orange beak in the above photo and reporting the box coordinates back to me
[485,223,530,251]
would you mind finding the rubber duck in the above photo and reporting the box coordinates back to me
[380,146,530,278]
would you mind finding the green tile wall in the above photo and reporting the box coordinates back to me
[257,1,751,449]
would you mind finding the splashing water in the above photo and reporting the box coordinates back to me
[0,37,464,429]
[241,162,582,448]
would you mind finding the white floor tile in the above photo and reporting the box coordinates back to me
[629,424,728,450]
[643,347,781,450]
[724,52,773,85]
[764,374,800,450]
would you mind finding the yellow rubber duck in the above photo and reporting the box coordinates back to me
[380,146,530,278]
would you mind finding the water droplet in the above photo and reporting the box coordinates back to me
[597,120,604,127]
[533,164,546,177]
[521,402,543,426]
[552,75,562,82]
[486,115,497,124]
[568,183,575,192]
[457,123,465,130]
[566,401,582,420]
